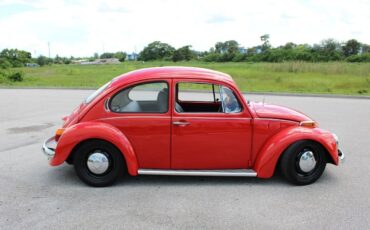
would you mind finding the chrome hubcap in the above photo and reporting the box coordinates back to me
[298,150,317,173]
[87,151,109,175]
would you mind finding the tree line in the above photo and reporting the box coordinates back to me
[0,50,127,68]
[1,36,369,70]
[138,36,370,62]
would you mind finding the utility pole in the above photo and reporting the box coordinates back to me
[134,46,137,61]
[48,42,51,59]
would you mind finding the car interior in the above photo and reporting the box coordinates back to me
[109,82,169,113]
[175,82,223,113]
[109,81,240,114]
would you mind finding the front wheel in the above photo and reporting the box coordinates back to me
[73,140,125,187]
[279,140,327,185]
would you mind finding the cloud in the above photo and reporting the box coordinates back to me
[206,15,234,24]
[0,0,369,57]
[97,2,129,13]
[0,3,34,19]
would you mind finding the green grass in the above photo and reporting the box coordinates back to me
[1,61,370,95]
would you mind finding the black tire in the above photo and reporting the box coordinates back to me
[73,140,125,187]
[279,140,327,185]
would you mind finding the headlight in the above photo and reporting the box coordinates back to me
[332,133,339,147]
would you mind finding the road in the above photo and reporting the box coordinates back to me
[0,89,369,229]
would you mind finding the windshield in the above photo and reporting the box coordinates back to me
[84,81,111,104]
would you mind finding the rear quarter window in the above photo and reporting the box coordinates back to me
[84,81,111,104]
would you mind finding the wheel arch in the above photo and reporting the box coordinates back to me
[66,138,127,165]
[253,126,338,178]
[51,121,139,176]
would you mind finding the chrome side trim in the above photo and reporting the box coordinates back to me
[42,136,56,160]
[254,118,298,124]
[99,116,171,121]
[138,169,257,177]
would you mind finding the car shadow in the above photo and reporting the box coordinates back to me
[115,174,286,187]
[49,163,338,188]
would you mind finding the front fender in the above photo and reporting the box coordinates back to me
[50,121,139,176]
[254,126,338,178]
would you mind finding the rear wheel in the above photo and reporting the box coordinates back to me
[73,140,124,187]
[279,140,327,185]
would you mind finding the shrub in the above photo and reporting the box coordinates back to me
[346,53,370,62]
[7,71,24,82]
[0,58,12,69]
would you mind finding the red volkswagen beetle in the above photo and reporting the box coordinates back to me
[42,67,344,187]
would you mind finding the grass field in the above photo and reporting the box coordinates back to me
[1,61,370,95]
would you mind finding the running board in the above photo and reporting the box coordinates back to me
[138,169,257,177]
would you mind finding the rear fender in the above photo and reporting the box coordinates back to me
[254,126,338,178]
[51,121,139,176]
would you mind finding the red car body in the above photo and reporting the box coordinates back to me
[42,67,344,186]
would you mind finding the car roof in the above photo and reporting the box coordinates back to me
[109,66,236,88]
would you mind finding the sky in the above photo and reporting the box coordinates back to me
[0,0,369,57]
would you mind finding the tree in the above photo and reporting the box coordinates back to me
[209,40,240,62]
[362,44,370,53]
[215,42,224,53]
[172,45,194,62]
[283,42,297,49]
[260,34,271,51]
[312,39,342,61]
[342,39,361,57]
[139,41,175,61]
[214,40,239,54]
[100,52,114,59]
[54,55,62,64]
[113,51,127,62]
[36,55,52,66]
[0,48,31,67]
[0,58,12,69]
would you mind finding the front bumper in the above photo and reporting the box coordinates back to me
[332,133,344,164]
[338,149,345,164]
[42,136,56,160]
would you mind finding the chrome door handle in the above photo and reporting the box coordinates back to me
[173,121,190,126]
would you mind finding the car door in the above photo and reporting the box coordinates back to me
[102,80,172,169]
[171,79,253,169]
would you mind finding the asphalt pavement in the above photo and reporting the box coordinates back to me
[0,89,369,229]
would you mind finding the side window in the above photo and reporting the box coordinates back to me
[110,82,168,113]
[220,86,242,113]
[178,83,220,102]
[176,82,221,113]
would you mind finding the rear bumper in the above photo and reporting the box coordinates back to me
[338,149,345,164]
[42,136,56,160]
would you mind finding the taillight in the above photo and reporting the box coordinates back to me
[55,128,65,141]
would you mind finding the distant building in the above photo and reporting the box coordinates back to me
[25,63,40,67]
[73,58,120,65]
[72,59,89,64]
[238,47,247,54]
[127,53,138,61]
[95,58,120,64]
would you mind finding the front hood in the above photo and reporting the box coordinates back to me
[249,101,312,122]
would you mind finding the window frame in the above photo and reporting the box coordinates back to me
[175,81,243,114]
[176,82,220,103]
[108,80,169,114]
